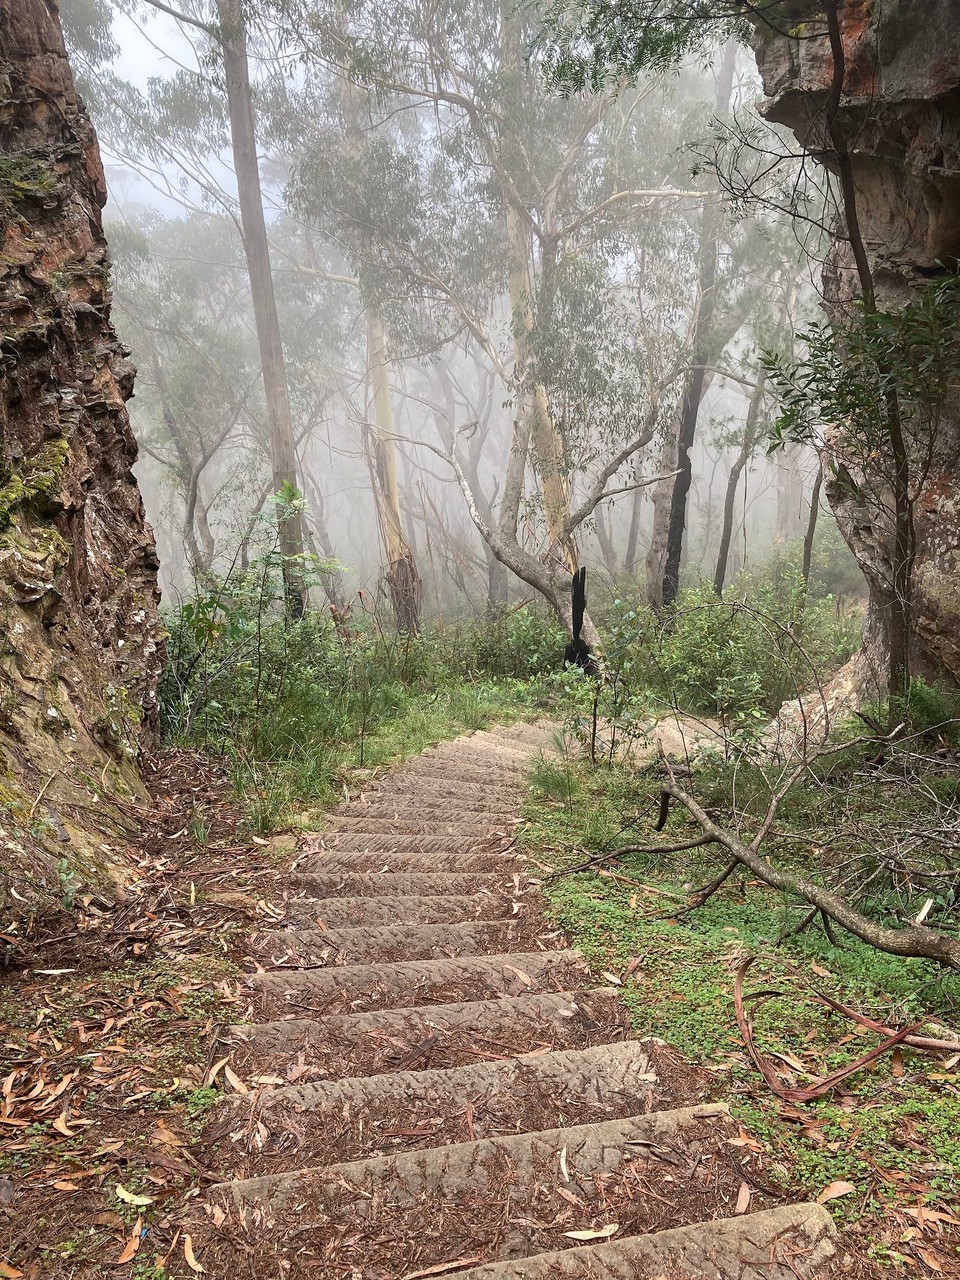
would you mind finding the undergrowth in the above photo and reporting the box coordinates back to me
[159,549,564,829]
[523,751,960,1266]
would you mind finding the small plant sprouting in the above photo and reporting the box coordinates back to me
[55,857,81,910]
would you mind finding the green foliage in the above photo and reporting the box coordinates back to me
[0,440,70,530]
[161,547,561,828]
[894,677,960,746]
[596,563,860,734]
[0,156,58,214]
[767,276,960,457]
[536,0,744,93]
[523,759,960,1225]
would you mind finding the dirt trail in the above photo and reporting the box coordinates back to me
[191,721,836,1279]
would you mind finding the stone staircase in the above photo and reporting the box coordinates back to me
[194,722,835,1279]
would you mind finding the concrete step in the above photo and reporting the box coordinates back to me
[287,870,530,898]
[322,815,509,837]
[294,846,523,875]
[252,949,588,1014]
[223,986,629,1073]
[429,745,535,771]
[444,1204,835,1280]
[211,1106,746,1273]
[213,1104,730,1216]
[484,722,562,750]
[350,792,512,816]
[271,893,511,929]
[302,831,503,853]
[396,754,531,784]
[257,918,552,965]
[371,775,523,804]
[216,1039,689,1170]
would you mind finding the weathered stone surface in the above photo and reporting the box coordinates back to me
[0,0,163,908]
[753,1,960,688]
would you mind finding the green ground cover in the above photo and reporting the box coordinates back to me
[524,750,960,1267]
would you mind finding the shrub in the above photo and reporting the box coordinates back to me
[600,563,862,733]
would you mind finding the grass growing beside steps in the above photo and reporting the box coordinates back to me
[161,596,567,833]
[521,753,960,1275]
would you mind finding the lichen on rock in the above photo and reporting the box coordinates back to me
[0,0,164,914]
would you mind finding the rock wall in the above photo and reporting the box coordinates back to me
[0,0,163,909]
[752,0,960,690]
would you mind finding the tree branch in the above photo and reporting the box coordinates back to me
[140,0,220,40]
[662,772,960,969]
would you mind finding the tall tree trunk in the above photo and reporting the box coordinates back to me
[217,0,306,618]
[504,203,577,573]
[801,463,824,587]
[301,468,349,618]
[661,39,737,608]
[365,311,422,633]
[625,484,643,576]
[595,505,620,576]
[773,443,803,546]
[645,430,678,607]
[714,372,766,595]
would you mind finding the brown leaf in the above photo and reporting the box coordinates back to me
[0,1264,23,1278]
[183,1235,204,1273]
[816,1180,856,1204]
[557,1187,586,1208]
[401,1260,483,1279]
[223,1065,248,1094]
[115,1184,154,1207]
[734,1182,751,1215]
[204,1056,230,1087]
[917,1247,945,1274]
[115,1217,142,1265]
[502,964,532,987]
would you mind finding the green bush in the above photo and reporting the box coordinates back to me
[600,563,861,732]
[159,552,562,828]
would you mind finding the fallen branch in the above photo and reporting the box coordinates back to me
[662,772,960,969]
[734,958,919,1101]
[770,955,960,1054]
[545,835,714,880]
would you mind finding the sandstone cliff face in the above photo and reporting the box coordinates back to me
[753,0,960,689]
[0,0,163,909]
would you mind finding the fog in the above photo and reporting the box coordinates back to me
[62,0,847,629]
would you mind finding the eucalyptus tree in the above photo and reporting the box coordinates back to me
[61,0,336,617]
[106,211,258,578]
[284,0,712,642]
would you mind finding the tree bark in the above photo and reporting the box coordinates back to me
[365,311,422,633]
[713,374,765,595]
[665,777,960,969]
[801,462,824,587]
[660,40,736,607]
[625,484,643,576]
[504,202,577,574]
[217,0,306,619]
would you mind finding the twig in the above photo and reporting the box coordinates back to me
[734,957,918,1101]
[545,836,714,881]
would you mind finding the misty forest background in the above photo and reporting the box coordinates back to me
[59,0,874,812]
